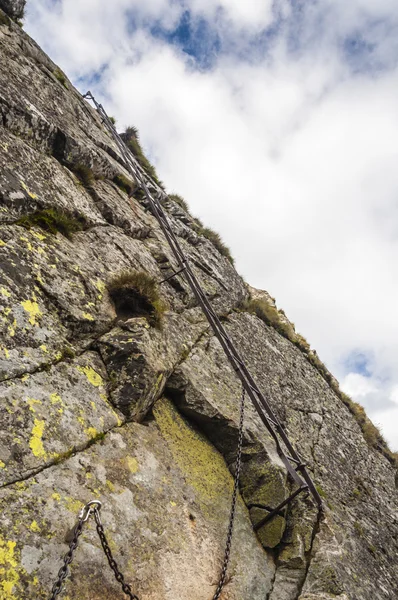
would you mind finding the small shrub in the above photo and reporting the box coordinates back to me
[198,227,234,264]
[108,270,166,328]
[169,194,189,212]
[109,116,117,125]
[113,174,134,195]
[69,162,94,187]
[54,68,68,88]
[16,208,85,239]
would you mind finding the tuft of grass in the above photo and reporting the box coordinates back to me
[241,298,298,342]
[241,295,398,468]
[16,208,86,239]
[108,270,166,329]
[169,194,189,212]
[121,127,163,188]
[109,116,117,125]
[113,174,134,195]
[198,226,234,264]
[69,162,94,188]
[54,68,68,88]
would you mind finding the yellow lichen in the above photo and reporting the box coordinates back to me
[39,344,48,353]
[0,460,5,469]
[29,521,40,533]
[21,298,42,326]
[20,181,37,199]
[29,419,46,459]
[0,536,19,598]
[27,398,42,413]
[3,348,9,359]
[82,312,95,321]
[126,456,139,474]
[85,427,98,439]
[50,393,62,405]
[0,287,10,298]
[31,231,46,241]
[0,240,6,247]
[52,493,61,501]
[65,497,83,514]
[77,366,103,387]
[8,319,17,337]
[153,398,234,516]
[95,279,105,300]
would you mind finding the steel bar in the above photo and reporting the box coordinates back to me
[83,92,323,512]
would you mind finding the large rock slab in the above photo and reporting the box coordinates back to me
[0,398,275,599]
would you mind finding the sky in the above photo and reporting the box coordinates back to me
[24,0,398,450]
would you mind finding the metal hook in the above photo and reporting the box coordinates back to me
[79,500,102,523]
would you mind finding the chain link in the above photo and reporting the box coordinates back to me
[49,519,85,599]
[49,504,139,600]
[94,508,139,600]
[212,387,246,600]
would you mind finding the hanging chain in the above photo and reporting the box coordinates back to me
[49,501,139,600]
[94,508,139,600]
[49,518,85,599]
[212,387,246,600]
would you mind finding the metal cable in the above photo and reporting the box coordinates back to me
[83,92,323,510]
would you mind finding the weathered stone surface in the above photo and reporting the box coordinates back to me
[0,351,123,486]
[0,13,397,600]
[0,399,274,599]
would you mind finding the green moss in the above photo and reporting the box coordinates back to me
[53,68,68,88]
[61,346,76,360]
[153,397,235,518]
[249,507,285,549]
[16,208,85,239]
[68,162,94,187]
[107,270,166,329]
[320,566,344,595]
[113,174,134,195]
[197,226,234,264]
[315,484,327,499]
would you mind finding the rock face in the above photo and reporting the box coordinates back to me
[0,10,397,600]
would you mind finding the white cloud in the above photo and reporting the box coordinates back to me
[24,1,398,450]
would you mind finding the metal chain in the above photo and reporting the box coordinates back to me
[49,501,139,600]
[212,387,246,600]
[94,508,139,600]
[49,519,85,599]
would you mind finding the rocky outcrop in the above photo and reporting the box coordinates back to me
[0,11,397,600]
